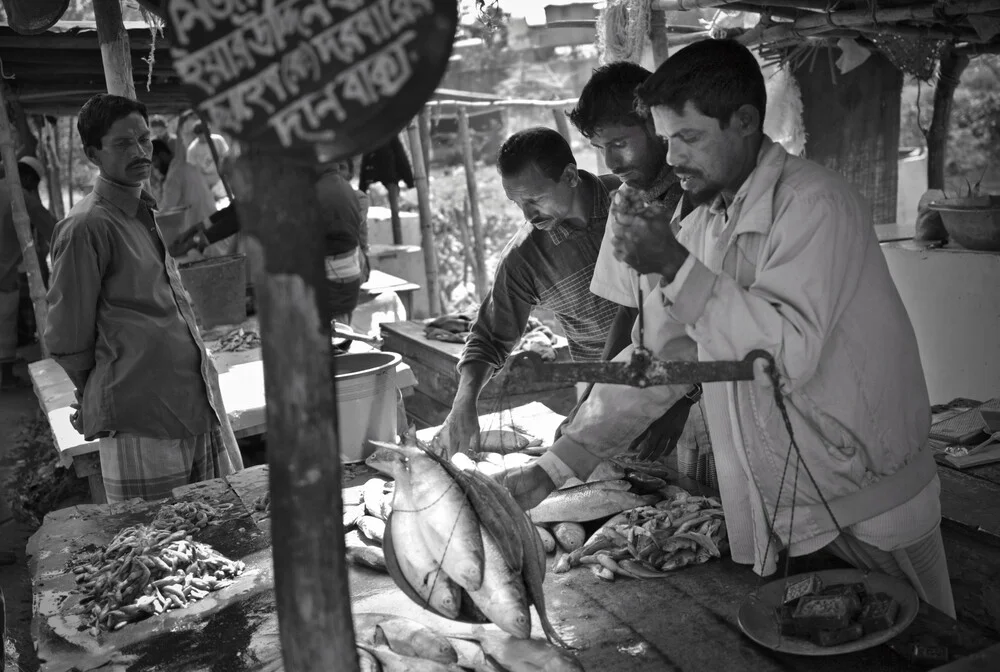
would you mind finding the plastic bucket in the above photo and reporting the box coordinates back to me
[177,254,247,328]
[332,351,402,462]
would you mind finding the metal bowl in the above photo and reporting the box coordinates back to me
[929,200,1000,251]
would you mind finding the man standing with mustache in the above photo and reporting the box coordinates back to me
[501,40,953,617]
[558,61,703,470]
[436,127,622,456]
[45,94,243,503]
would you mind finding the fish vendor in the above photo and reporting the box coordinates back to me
[557,61,700,466]
[500,39,956,618]
[436,128,624,455]
[44,94,244,503]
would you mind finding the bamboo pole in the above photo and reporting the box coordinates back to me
[551,108,572,142]
[406,119,441,316]
[424,97,579,109]
[654,0,731,10]
[94,0,136,99]
[650,10,672,66]
[0,81,49,357]
[418,109,432,181]
[231,146,358,672]
[457,107,487,300]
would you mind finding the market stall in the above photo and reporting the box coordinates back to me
[27,404,1000,672]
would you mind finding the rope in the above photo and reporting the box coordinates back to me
[598,0,652,65]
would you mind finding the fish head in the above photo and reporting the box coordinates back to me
[485,596,531,639]
[365,441,416,479]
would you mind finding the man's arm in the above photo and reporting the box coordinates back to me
[439,254,536,455]
[604,304,638,360]
[660,190,867,390]
[44,218,108,395]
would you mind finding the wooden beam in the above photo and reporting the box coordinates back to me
[0,81,49,358]
[457,106,488,301]
[927,45,971,190]
[94,0,137,99]
[406,119,441,316]
[231,146,358,672]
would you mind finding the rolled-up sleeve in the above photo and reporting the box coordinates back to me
[44,218,108,378]
[663,191,866,390]
[459,254,536,372]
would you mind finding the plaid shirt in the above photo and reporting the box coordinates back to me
[461,170,622,369]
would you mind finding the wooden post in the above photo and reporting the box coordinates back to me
[406,119,441,316]
[67,117,75,208]
[649,10,672,67]
[94,0,136,99]
[927,45,970,191]
[48,119,65,219]
[0,82,49,357]
[386,182,403,244]
[231,147,358,672]
[456,106,488,300]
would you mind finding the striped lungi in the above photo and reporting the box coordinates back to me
[675,399,718,489]
[826,525,956,618]
[98,424,241,503]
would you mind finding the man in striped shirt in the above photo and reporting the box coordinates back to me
[436,128,621,456]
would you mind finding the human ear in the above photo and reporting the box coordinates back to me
[83,146,102,169]
[734,104,761,137]
[562,163,580,187]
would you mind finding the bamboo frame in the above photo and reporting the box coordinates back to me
[0,81,49,358]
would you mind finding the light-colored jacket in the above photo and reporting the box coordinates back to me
[539,137,939,573]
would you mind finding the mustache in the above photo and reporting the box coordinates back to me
[129,159,152,169]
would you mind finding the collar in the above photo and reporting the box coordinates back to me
[707,135,786,236]
[93,175,158,216]
[633,164,680,203]
[548,170,610,245]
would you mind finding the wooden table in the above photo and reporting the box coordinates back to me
[27,404,999,672]
[380,320,580,427]
[27,317,417,504]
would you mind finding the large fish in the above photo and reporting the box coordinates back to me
[368,445,462,617]
[370,443,485,592]
[464,528,531,639]
[528,483,660,524]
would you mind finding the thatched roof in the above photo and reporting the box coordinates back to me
[655,0,1000,70]
[0,20,187,116]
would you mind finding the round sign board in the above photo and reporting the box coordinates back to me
[1,0,70,35]
[164,0,459,159]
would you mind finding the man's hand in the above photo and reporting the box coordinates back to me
[168,225,207,257]
[610,188,690,282]
[69,388,84,434]
[632,395,695,461]
[434,400,480,457]
[497,463,556,511]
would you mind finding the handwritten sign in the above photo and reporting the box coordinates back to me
[164,0,458,158]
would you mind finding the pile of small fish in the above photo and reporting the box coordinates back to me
[353,612,582,672]
[151,499,230,534]
[217,327,261,352]
[367,441,565,645]
[70,523,245,635]
[553,486,728,580]
[341,476,394,573]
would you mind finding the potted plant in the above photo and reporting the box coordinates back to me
[929,169,1000,251]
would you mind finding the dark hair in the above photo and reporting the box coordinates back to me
[77,94,149,150]
[151,138,172,157]
[149,115,167,128]
[496,127,575,181]
[17,164,40,192]
[636,39,766,129]
[569,61,653,138]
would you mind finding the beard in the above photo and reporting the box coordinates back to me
[677,172,721,207]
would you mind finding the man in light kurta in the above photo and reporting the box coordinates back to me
[501,39,954,617]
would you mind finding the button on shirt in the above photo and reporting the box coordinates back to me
[460,171,621,369]
[45,176,220,441]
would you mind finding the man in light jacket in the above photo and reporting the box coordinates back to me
[501,39,954,617]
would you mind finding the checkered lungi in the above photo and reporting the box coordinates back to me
[98,424,241,503]
[675,399,718,489]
